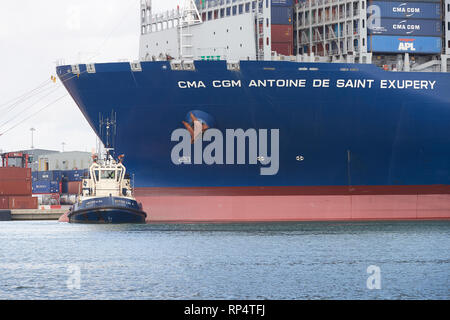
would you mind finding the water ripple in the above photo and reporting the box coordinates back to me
[0,220,448,300]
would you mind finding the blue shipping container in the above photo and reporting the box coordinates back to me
[32,180,60,194]
[386,0,441,2]
[368,18,441,36]
[62,171,73,181]
[368,1,441,19]
[369,35,441,53]
[52,170,62,182]
[272,0,293,6]
[38,171,52,180]
[50,181,60,194]
[271,6,293,25]
[62,169,88,182]
[61,180,68,194]
[33,181,51,194]
[35,170,63,181]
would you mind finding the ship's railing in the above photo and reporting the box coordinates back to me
[67,54,449,73]
[302,0,347,8]
[298,0,365,9]
[197,0,250,11]
[142,8,183,34]
[146,0,258,33]
[297,1,362,23]
[150,8,181,24]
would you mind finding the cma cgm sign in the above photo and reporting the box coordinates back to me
[398,38,416,51]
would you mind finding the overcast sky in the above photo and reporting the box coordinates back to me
[0,0,180,154]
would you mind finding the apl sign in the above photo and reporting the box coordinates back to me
[369,35,441,53]
[398,38,416,51]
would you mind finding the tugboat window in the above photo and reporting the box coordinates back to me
[101,170,116,180]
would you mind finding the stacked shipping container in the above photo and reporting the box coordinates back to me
[61,169,88,204]
[31,169,88,205]
[369,1,442,19]
[0,168,37,209]
[8,196,39,209]
[368,0,442,53]
[61,169,87,196]
[271,0,294,55]
[32,170,61,194]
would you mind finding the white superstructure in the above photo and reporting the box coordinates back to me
[138,0,450,72]
[139,0,272,61]
[81,156,133,200]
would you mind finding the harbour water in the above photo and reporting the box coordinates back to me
[0,220,448,300]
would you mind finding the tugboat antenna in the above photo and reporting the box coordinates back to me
[99,110,117,158]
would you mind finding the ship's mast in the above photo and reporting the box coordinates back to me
[99,110,117,159]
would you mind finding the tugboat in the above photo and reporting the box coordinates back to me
[68,154,147,224]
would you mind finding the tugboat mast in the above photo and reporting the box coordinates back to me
[99,110,117,159]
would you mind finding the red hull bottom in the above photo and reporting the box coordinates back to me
[136,186,450,223]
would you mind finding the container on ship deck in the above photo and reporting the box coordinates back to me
[0,180,32,196]
[271,0,293,6]
[8,196,38,210]
[271,6,293,25]
[368,18,442,36]
[0,167,31,180]
[368,35,442,53]
[271,25,293,43]
[367,1,442,19]
[272,42,293,56]
[372,0,442,3]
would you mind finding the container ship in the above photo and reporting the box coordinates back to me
[57,0,450,222]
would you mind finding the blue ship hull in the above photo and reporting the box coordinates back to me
[57,61,450,222]
[68,196,146,224]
